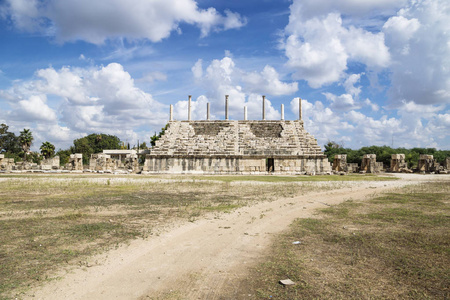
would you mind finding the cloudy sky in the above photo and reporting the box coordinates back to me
[0,0,449,151]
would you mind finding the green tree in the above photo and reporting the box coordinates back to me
[151,124,169,147]
[18,128,33,160]
[0,123,21,155]
[55,148,73,166]
[40,141,55,159]
[73,133,121,164]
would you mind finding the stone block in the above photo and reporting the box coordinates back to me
[418,154,436,172]
[361,154,379,173]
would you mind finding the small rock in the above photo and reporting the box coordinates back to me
[279,279,295,286]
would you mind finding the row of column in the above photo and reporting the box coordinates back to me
[169,95,303,121]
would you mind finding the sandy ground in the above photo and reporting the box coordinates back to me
[24,174,448,299]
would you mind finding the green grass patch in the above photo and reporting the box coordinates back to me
[240,181,450,299]
[193,174,398,182]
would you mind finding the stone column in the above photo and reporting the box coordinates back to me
[244,106,247,120]
[281,104,284,120]
[169,104,173,121]
[207,102,210,120]
[225,95,229,120]
[299,97,302,121]
[262,95,266,120]
[188,95,192,121]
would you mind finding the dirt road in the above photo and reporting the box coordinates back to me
[26,175,443,299]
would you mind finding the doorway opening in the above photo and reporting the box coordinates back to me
[266,158,274,172]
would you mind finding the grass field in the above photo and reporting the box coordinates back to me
[0,174,359,299]
[241,181,449,299]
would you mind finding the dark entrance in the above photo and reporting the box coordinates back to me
[266,158,274,172]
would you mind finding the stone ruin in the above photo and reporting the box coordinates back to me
[417,154,444,173]
[0,154,14,172]
[332,154,348,172]
[445,157,450,171]
[66,154,83,171]
[360,154,381,173]
[390,154,410,173]
[89,151,139,173]
[40,156,60,171]
[144,96,331,174]
[332,155,360,174]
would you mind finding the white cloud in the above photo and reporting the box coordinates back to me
[138,71,167,83]
[286,0,406,23]
[383,0,450,106]
[189,56,292,120]
[323,92,361,111]
[243,65,298,96]
[283,10,389,88]
[0,63,168,149]
[343,73,362,97]
[364,99,379,112]
[1,0,247,44]
[8,94,57,122]
[288,96,449,149]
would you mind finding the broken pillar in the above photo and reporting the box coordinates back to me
[443,157,450,170]
[69,154,83,171]
[262,95,266,120]
[418,154,437,173]
[332,154,348,172]
[361,154,379,173]
[225,95,229,120]
[390,154,408,172]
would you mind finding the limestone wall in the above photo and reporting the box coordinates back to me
[144,155,330,174]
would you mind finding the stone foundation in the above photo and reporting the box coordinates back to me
[145,120,331,174]
[143,155,330,174]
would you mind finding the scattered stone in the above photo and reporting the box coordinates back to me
[279,279,295,286]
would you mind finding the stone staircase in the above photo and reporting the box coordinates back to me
[149,120,325,158]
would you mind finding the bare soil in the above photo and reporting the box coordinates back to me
[24,174,446,299]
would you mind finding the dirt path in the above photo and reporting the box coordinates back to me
[25,175,441,299]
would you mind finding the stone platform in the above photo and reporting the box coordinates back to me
[144,120,331,174]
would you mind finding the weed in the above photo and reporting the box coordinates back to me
[239,180,450,299]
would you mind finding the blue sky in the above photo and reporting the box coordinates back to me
[0,0,449,151]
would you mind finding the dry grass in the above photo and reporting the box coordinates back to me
[238,181,450,299]
[0,174,351,299]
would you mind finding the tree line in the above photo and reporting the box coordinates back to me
[0,123,150,165]
[324,141,450,168]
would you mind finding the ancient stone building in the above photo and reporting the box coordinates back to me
[390,154,408,172]
[67,154,83,171]
[418,154,438,173]
[444,157,450,170]
[40,156,60,170]
[332,154,348,172]
[144,97,331,174]
[0,154,14,171]
[89,151,139,173]
[360,154,380,173]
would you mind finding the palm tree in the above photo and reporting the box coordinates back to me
[19,129,33,160]
[40,141,55,159]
